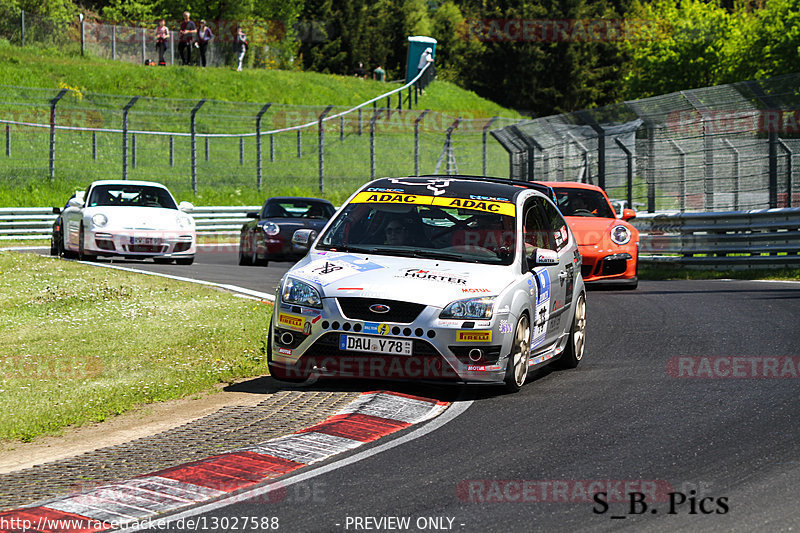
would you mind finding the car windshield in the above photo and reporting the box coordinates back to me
[317,202,517,265]
[264,200,334,219]
[553,188,615,218]
[87,185,177,209]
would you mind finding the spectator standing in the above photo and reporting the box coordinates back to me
[373,64,386,82]
[155,18,169,66]
[196,19,214,67]
[354,62,366,79]
[178,11,197,65]
[418,47,433,73]
[235,25,248,71]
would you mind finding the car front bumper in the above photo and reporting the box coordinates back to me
[85,228,196,257]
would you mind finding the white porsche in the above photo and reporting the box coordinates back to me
[53,180,196,264]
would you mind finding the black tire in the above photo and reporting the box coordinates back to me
[238,233,249,266]
[504,313,531,392]
[554,293,586,369]
[153,257,174,264]
[78,224,95,261]
[175,256,194,265]
[622,248,639,290]
[50,230,61,256]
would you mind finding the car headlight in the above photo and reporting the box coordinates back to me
[281,277,322,308]
[610,224,631,245]
[91,213,108,227]
[440,296,495,319]
[262,222,280,236]
[177,215,194,228]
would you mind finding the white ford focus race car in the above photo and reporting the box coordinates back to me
[53,180,196,264]
[267,176,587,391]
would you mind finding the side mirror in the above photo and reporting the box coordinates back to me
[178,201,194,213]
[528,248,559,268]
[246,211,259,219]
[292,228,318,251]
[68,197,84,209]
[621,208,636,221]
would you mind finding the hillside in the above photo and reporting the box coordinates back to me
[0,43,519,118]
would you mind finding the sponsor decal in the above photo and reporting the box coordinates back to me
[366,187,405,193]
[400,268,468,285]
[530,352,555,366]
[278,312,305,332]
[462,287,491,293]
[457,330,492,343]
[311,315,322,324]
[466,364,502,372]
[436,319,462,327]
[292,256,380,286]
[278,347,293,355]
[388,177,453,196]
[532,302,549,348]
[351,192,428,205]
[499,320,513,334]
[535,268,551,305]
[363,322,392,335]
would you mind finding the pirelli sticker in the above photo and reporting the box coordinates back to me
[351,192,515,216]
[457,330,493,343]
[278,312,305,332]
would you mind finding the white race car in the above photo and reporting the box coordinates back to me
[268,175,587,391]
[53,180,196,264]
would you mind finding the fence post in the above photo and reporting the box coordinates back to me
[386,97,391,120]
[141,28,146,64]
[49,89,68,180]
[169,136,174,167]
[204,137,209,162]
[270,135,274,162]
[414,109,430,176]
[170,31,174,65]
[255,103,272,190]
[340,115,344,141]
[508,124,541,181]
[190,99,207,194]
[21,10,25,46]
[318,105,333,194]
[239,137,244,165]
[482,117,498,176]
[435,118,462,176]
[358,108,362,136]
[80,18,85,56]
[615,137,633,209]
[370,109,379,180]
[112,25,116,60]
[407,86,412,110]
[132,134,137,169]
[92,132,97,161]
[296,130,302,158]
[769,131,778,208]
[121,96,139,180]
[778,139,793,208]
[5,124,10,157]
[567,132,591,184]
[722,139,740,211]
[669,140,687,213]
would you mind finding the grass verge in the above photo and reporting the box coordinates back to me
[0,251,271,442]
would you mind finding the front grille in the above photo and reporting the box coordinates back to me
[601,254,631,276]
[173,241,192,253]
[336,298,426,323]
[124,244,168,253]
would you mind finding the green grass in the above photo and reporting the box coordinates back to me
[0,251,272,442]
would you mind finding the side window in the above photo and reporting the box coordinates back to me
[542,200,569,253]
[522,199,553,252]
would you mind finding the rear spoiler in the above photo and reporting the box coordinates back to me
[416,174,558,204]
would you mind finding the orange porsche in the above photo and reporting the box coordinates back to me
[540,182,639,289]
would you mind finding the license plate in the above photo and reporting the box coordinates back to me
[339,334,413,356]
[130,237,161,245]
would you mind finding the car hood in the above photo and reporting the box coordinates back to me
[83,206,190,230]
[288,251,516,308]
[564,216,619,246]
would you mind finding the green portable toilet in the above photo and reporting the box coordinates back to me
[405,36,437,83]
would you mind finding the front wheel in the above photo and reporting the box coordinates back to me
[504,314,531,392]
[175,256,194,265]
[78,224,96,261]
[554,293,586,369]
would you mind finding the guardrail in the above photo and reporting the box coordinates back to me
[632,208,800,269]
[0,206,260,240]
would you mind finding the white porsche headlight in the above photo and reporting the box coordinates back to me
[610,224,631,245]
[440,296,495,319]
[177,214,194,228]
[281,277,322,308]
[262,222,280,236]
[91,213,108,227]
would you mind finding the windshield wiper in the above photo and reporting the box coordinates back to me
[318,244,374,254]
[409,249,475,261]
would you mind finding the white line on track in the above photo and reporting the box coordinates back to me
[119,399,473,532]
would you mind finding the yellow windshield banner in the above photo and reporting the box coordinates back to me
[351,192,516,216]
[431,197,516,216]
